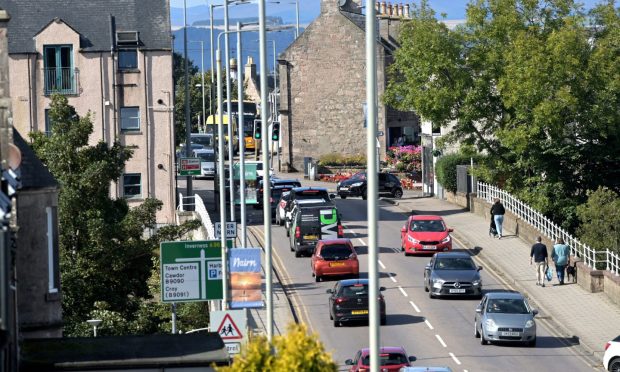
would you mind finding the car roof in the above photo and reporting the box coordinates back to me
[485,291,525,300]
[193,148,214,154]
[339,278,369,286]
[292,186,328,192]
[273,179,300,184]
[319,238,351,245]
[434,252,471,259]
[358,346,406,355]
[410,215,444,221]
[295,199,330,205]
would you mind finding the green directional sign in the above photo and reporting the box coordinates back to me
[160,240,233,302]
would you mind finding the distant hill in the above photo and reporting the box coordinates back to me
[193,16,283,27]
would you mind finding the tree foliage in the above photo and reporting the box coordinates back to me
[385,0,620,229]
[216,323,337,372]
[435,153,473,193]
[30,95,201,336]
[576,187,620,254]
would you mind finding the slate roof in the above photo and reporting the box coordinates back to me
[0,0,171,54]
[13,129,58,191]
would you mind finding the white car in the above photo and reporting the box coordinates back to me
[604,335,620,371]
[275,191,291,226]
[192,149,216,179]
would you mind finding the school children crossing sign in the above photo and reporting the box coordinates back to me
[211,310,247,355]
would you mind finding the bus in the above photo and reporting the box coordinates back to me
[206,114,238,155]
[222,100,258,151]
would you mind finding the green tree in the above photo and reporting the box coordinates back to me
[30,95,201,335]
[385,0,620,229]
[216,323,337,372]
[576,187,620,255]
[173,52,199,87]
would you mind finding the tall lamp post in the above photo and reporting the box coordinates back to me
[190,40,206,133]
[183,0,193,210]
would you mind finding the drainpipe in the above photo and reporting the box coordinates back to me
[100,53,106,141]
[109,15,118,138]
[143,51,151,198]
[27,54,33,133]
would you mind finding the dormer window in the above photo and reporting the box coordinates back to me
[116,31,139,71]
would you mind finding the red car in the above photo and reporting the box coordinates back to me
[311,239,359,282]
[400,215,453,255]
[345,346,416,372]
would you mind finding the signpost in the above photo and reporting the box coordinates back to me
[178,157,201,176]
[211,309,247,355]
[160,240,233,302]
[215,222,237,239]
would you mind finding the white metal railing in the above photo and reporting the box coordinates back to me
[477,182,620,275]
[177,193,196,212]
[194,194,216,239]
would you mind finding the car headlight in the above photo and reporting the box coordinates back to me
[407,235,419,244]
[525,320,535,328]
[337,181,341,187]
[441,235,451,244]
[485,318,498,331]
[432,279,444,289]
[472,279,481,286]
[351,182,364,187]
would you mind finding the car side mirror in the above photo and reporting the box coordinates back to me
[345,359,354,365]
[408,356,417,362]
[425,264,431,270]
[475,307,482,313]
[379,286,386,291]
[401,226,406,233]
[532,309,539,316]
[448,228,454,232]
[326,289,333,294]
[477,266,483,271]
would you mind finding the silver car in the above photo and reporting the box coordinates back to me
[424,252,483,299]
[474,292,538,346]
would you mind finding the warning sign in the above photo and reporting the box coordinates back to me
[217,313,243,340]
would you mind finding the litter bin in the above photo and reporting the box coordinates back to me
[303,157,312,179]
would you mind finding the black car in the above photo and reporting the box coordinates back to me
[268,186,293,220]
[283,187,335,230]
[256,178,302,207]
[424,252,483,299]
[288,204,344,257]
[337,172,403,199]
[327,279,386,327]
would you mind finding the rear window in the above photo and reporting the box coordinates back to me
[297,190,329,201]
[613,335,620,342]
[340,284,368,297]
[320,244,352,259]
[361,353,408,366]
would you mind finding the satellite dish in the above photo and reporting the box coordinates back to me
[338,0,348,8]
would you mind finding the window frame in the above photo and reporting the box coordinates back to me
[120,106,141,132]
[118,49,138,70]
[123,173,142,199]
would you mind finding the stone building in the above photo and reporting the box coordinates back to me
[0,0,176,223]
[278,0,419,172]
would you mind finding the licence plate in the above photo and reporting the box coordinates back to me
[422,245,437,250]
[304,235,318,240]
[330,262,345,267]
[449,288,466,293]
[340,187,349,191]
[501,331,521,337]
[351,310,368,315]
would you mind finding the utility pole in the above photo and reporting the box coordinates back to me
[183,0,193,210]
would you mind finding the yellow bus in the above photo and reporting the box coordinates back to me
[206,114,239,155]
[221,100,258,151]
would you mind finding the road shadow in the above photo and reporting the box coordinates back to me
[357,272,398,280]
[383,314,425,326]
[410,207,470,217]
[355,246,401,255]
[488,335,580,349]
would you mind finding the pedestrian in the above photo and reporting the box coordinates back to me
[551,237,570,285]
[397,136,405,146]
[490,198,506,239]
[530,236,548,287]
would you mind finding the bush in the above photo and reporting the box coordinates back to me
[435,153,471,193]
[318,153,366,166]
[385,145,421,172]
[216,323,337,372]
[576,187,620,255]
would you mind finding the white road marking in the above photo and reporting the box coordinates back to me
[378,260,386,269]
[398,286,408,297]
[409,300,421,313]
[388,273,397,283]
[357,238,365,246]
[435,334,447,348]
[346,229,355,235]
[449,352,462,365]
[424,319,434,330]
[464,370,469,372]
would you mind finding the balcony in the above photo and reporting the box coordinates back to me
[43,67,78,95]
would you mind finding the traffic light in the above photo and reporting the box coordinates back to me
[272,122,280,141]
[254,119,262,140]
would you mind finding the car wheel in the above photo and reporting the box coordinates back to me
[474,321,480,338]
[329,312,333,320]
[295,249,302,258]
[528,337,537,347]
[315,275,321,282]
[361,191,367,200]
[340,195,347,199]
[290,244,294,252]
[480,331,488,345]
[392,188,403,199]
[429,290,434,299]
[286,229,289,237]
[609,357,620,372]
[333,320,341,327]
[424,282,429,292]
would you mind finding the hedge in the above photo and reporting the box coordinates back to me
[435,153,472,193]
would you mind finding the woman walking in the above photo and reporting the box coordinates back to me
[552,238,570,285]
[490,198,506,239]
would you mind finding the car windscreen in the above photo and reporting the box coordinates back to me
[320,244,351,260]
[486,298,530,314]
[191,135,212,147]
[350,172,366,180]
[410,219,446,232]
[340,284,368,297]
[196,152,215,161]
[362,353,408,366]
[434,257,476,270]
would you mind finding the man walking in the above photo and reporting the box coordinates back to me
[530,236,548,287]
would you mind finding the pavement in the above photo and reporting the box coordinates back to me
[254,171,620,364]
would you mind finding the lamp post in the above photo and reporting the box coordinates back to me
[183,0,193,211]
[190,40,206,133]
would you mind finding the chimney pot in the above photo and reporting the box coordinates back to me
[398,4,404,17]
[380,1,387,15]
[404,4,410,18]
[375,1,380,13]
[387,3,393,16]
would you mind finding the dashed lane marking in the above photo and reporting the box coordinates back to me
[357,238,366,246]
[388,273,397,283]
[346,229,355,235]
[378,260,386,269]
[449,353,462,365]
[409,300,421,313]
[398,286,408,297]
[424,319,434,330]
[435,334,447,348]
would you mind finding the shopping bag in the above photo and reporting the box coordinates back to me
[545,266,553,282]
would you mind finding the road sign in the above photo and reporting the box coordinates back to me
[215,222,237,238]
[160,240,233,302]
[211,310,247,354]
[179,157,201,176]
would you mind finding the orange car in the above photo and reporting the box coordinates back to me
[311,239,359,282]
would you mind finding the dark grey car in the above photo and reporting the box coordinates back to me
[424,252,483,299]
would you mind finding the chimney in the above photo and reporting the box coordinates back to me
[387,3,393,16]
[375,1,380,14]
[404,4,410,18]
[380,1,387,15]
[398,4,403,17]
[245,56,257,82]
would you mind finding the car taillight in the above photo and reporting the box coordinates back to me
[335,297,345,304]
[269,197,274,203]
[359,369,368,372]
[295,226,300,239]
[605,341,612,351]
[338,224,344,237]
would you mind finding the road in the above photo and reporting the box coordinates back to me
[181,177,598,371]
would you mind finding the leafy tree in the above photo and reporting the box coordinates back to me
[216,323,337,372]
[173,52,199,88]
[385,0,620,230]
[30,95,201,335]
[576,187,620,255]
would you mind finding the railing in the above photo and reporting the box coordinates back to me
[177,193,195,212]
[194,194,216,239]
[477,182,620,275]
[43,67,78,95]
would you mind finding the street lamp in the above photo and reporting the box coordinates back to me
[190,40,206,133]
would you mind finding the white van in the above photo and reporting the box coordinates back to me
[192,148,216,179]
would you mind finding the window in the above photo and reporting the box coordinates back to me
[118,49,138,70]
[123,173,142,198]
[120,107,140,131]
[46,206,59,294]
[43,45,76,94]
[44,109,53,136]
